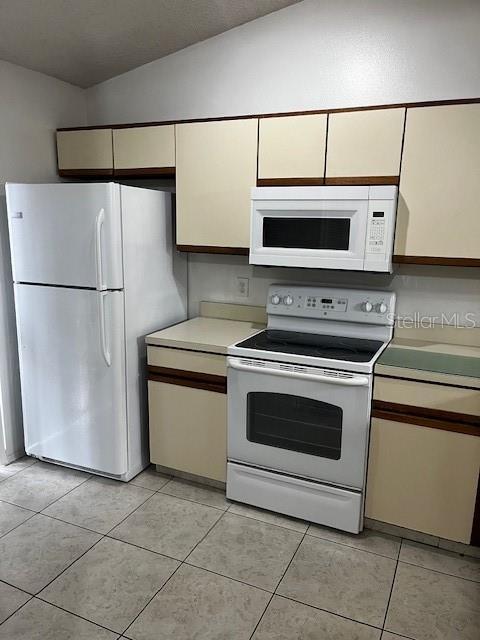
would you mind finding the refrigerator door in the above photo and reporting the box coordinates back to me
[14,284,128,476]
[6,183,123,290]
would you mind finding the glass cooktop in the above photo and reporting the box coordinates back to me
[235,330,383,363]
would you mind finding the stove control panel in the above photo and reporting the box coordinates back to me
[305,296,347,312]
[267,285,396,326]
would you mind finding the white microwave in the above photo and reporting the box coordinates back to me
[250,185,398,272]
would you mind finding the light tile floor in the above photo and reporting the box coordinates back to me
[0,458,479,640]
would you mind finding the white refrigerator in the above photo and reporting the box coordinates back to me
[6,182,187,480]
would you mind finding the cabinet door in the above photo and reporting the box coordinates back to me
[175,119,258,248]
[56,129,113,173]
[148,380,227,482]
[113,125,175,172]
[326,108,405,180]
[365,418,480,543]
[258,114,327,180]
[395,104,480,259]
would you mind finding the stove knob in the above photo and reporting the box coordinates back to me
[283,295,294,306]
[270,294,281,305]
[376,302,388,314]
[361,301,373,313]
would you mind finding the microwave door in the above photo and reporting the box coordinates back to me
[250,200,368,269]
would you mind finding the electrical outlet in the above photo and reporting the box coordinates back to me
[236,277,249,298]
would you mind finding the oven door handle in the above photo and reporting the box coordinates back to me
[228,359,370,387]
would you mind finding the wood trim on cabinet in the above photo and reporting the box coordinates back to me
[324,176,400,186]
[113,167,175,178]
[176,245,249,256]
[147,364,227,394]
[58,168,113,177]
[393,255,480,267]
[471,473,480,546]
[56,97,480,132]
[373,400,480,427]
[371,400,480,437]
[257,177,325,186]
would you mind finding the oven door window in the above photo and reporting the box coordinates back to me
[246,392,342,460]
[262,217,350,250]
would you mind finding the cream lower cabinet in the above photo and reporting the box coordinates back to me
[147,346,227,483]
[175,119,258,249]
[366,418,480,543]
[395,104,480,259]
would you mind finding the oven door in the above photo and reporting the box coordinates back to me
[250,197,368,269]
[227,358,372,490]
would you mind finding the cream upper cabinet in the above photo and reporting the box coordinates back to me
[395,104,480,259]
[326,108,405,178]
[56,129,113,172]
[175,119,258,248]
[258,114,327,179]
[366,418,480,543]
[113,125,175,170]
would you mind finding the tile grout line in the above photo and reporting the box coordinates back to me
[381,540,401,631]
[33,534,106,597]
[0,471,93,539]
[122,502,232,638]
[396,558,480,584]
[0,591,34,628]
[274,592,385,634]
[303,530,401,560]
[181,561,273,595]
[247,524,310,639]
[34,594,127,636]
[0,506,37,540]
[153,476,229,511]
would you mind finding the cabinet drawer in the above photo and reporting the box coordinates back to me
[366,418,480,543]
[258,114,327,181]
[148,380,227,482]
[113,125,175,171]
[147,346,226,377]
[326,108,405,180]
[374,376,480,418]
[57,129,113,172]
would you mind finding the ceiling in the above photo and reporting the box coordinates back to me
[0,0,301,88]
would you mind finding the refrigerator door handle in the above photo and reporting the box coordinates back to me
[98,291,111,366]
[95,208,105,291]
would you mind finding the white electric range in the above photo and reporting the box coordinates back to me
[226,284,396,533]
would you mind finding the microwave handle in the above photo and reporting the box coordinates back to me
[228,359,370,387]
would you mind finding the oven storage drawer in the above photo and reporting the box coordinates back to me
[227,462,363,534]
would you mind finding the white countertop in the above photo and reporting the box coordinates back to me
[146,317,264,355]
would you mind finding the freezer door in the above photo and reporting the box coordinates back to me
[6,183,123,289]
[14,284,128,476]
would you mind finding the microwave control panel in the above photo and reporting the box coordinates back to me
[367,211,387,253]
[364,193,397,272]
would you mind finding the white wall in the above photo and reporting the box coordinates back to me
[0,60,86,463]
[87,0,480,124]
